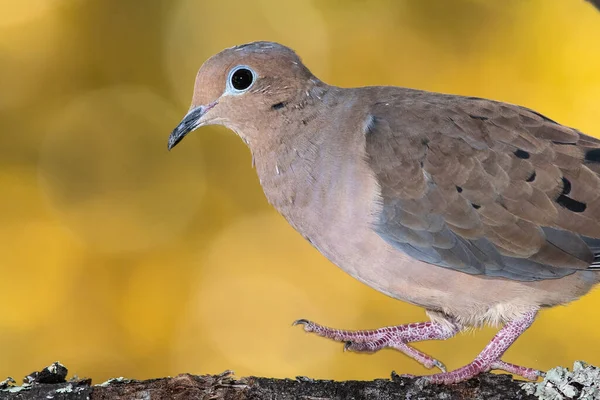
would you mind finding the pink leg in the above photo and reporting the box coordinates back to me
[409,309,542,384]
[293,318,458,372]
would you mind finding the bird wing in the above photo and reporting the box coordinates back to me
[365,88,600,281]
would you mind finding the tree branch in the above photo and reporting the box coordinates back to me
[4,361,595,399]
[0,363,538,400]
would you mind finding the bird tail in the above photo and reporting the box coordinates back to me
[583,236,600,268]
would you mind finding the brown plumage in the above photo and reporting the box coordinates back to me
[168,41,600,384]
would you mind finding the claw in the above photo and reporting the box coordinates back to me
[344,341,352,352]
[432,359,447,373]
[292,319,309,326]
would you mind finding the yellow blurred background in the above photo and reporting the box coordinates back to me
[1,0,600,383]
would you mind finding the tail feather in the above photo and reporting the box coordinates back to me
[582,236,600,268]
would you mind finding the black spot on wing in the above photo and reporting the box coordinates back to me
[585,149,600,163]
[469,114,488,121]
[271,102,286,110]
[561,177,572,195]
[556,195,587,213]
[556,177,586,212]
[552,141,576,146]
[526,171,536,182]
[514,149,530,159]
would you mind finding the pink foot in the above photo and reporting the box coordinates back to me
[293,318,458,372]
[413,310,542,384]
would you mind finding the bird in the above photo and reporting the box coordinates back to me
[168,41,600,384]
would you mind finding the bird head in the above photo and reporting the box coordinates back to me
[168,41,316,150]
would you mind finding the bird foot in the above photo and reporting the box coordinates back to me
[293,318,457,372]
[294,310,541,384]
[398,310,543,384]
[398,359,543,384]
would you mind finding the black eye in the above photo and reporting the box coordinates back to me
[230,68,254,91]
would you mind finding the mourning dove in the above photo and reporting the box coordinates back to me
[168,42,600,384]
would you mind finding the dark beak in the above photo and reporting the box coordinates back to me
[168,103,216,150]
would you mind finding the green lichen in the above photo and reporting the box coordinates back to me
[55,383,73,393]
[521,361,600,400]
[97,377,130,387]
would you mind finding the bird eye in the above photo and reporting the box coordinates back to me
[228,66,255,92]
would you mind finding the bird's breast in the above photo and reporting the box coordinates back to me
[253,130,404,293]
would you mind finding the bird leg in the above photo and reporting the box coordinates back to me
[405,309,543,383]
[293,319,458,372]
[295,310,543,383]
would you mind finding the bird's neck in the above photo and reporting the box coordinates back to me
[252,122,325,213]
[245,79,334,148]
[249,85,364,234]
[249,80,336,203]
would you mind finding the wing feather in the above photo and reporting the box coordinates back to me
[366,89,600,281]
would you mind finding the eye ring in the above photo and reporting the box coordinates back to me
[227,65,256,93]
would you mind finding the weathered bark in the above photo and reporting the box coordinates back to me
[0,363,538,400]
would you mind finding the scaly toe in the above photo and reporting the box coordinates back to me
[490,360,543,381]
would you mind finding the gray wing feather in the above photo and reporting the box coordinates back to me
[366,88,600,281]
